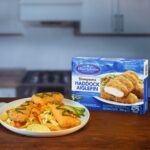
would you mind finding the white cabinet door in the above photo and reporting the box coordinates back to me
[80,0,112,33]
[20,0,82,21]
[114,0,150,33]
[81,0,150,34]
[0,0,23,34]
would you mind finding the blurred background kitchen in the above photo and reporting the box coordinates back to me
[0,0,150,98]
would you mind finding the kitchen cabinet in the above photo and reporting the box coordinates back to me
[20,0,82,21]
[20,0,150,35]
[114,0,150,33]
[0,0,23,34]
[80,0,112,33]
[80,0,150,34]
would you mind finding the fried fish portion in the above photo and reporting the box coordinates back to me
[32,92,64,105]
[8,109,29,123]
[101,86,138,104]
[120,93,139,104]
[101,86,115,100]
[39,109,61,131]
[2,92,84,130]
[122,71,139,86]
[125,70,139,79]
[104,79,129,97]
[50,104,81,128]
[114,76,134,92]
[104,70,140,98]
[7,101,34,123]
[132,83,144,99]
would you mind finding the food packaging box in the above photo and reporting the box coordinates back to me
[72,57,148,114]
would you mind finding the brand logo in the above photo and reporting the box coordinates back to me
[76,64,100,75]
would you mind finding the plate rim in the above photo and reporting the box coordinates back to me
[94,96,144,106]
[0,97,90,137]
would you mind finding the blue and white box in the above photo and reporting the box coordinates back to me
[72,57,148,114]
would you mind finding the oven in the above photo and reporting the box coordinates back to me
[17,70,71,98]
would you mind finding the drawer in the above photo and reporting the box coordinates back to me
[0,88,16,97]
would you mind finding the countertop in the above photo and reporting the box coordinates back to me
[0,98,150,150]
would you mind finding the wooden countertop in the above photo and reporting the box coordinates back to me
[0,98,150,150]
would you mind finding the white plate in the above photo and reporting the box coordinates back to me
[0,98,90,137]
[94,96,144,106]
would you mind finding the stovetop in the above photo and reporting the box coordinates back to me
[22,71,71,85]
[17,70,71,98]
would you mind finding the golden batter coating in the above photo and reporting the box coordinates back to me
[114,76,134,92]
[103,70,143,100]
[32,92,64,105]
[122,72,139,85]
[115,93,138,104]
[100,69,142,104]
[8,101,34,123]
[106,79,129,97]
[38,109,62,131]
[8,109,29,123]
[101,86,115,100]
[125,70,139,79]
[50,104,81,128]
[101,86,138,104]
[132,83,144,99]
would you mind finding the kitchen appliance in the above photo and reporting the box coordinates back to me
[17,70,71,98]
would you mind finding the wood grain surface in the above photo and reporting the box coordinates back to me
[0,98,150,150]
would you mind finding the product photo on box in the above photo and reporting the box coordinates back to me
[72,57,148,114]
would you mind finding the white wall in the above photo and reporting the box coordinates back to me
[0,24,149,70]
[0,0,150,71]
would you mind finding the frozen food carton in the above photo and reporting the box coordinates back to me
[72,57,148,114]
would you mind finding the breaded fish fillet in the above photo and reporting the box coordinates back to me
[8,101,34,123]
[132,83,144,99]
[39,110,61,131]
[32,92,64,105]
[101,87,138,104]
[50,105,81,128]
[104,71,140,98]
[8,109,29,123]
[119,93,138,104]
[125,70,139,79]
[115,76,134,92]
[122,72,139,85]
[104,79,129,97]
[101,86,115,100]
